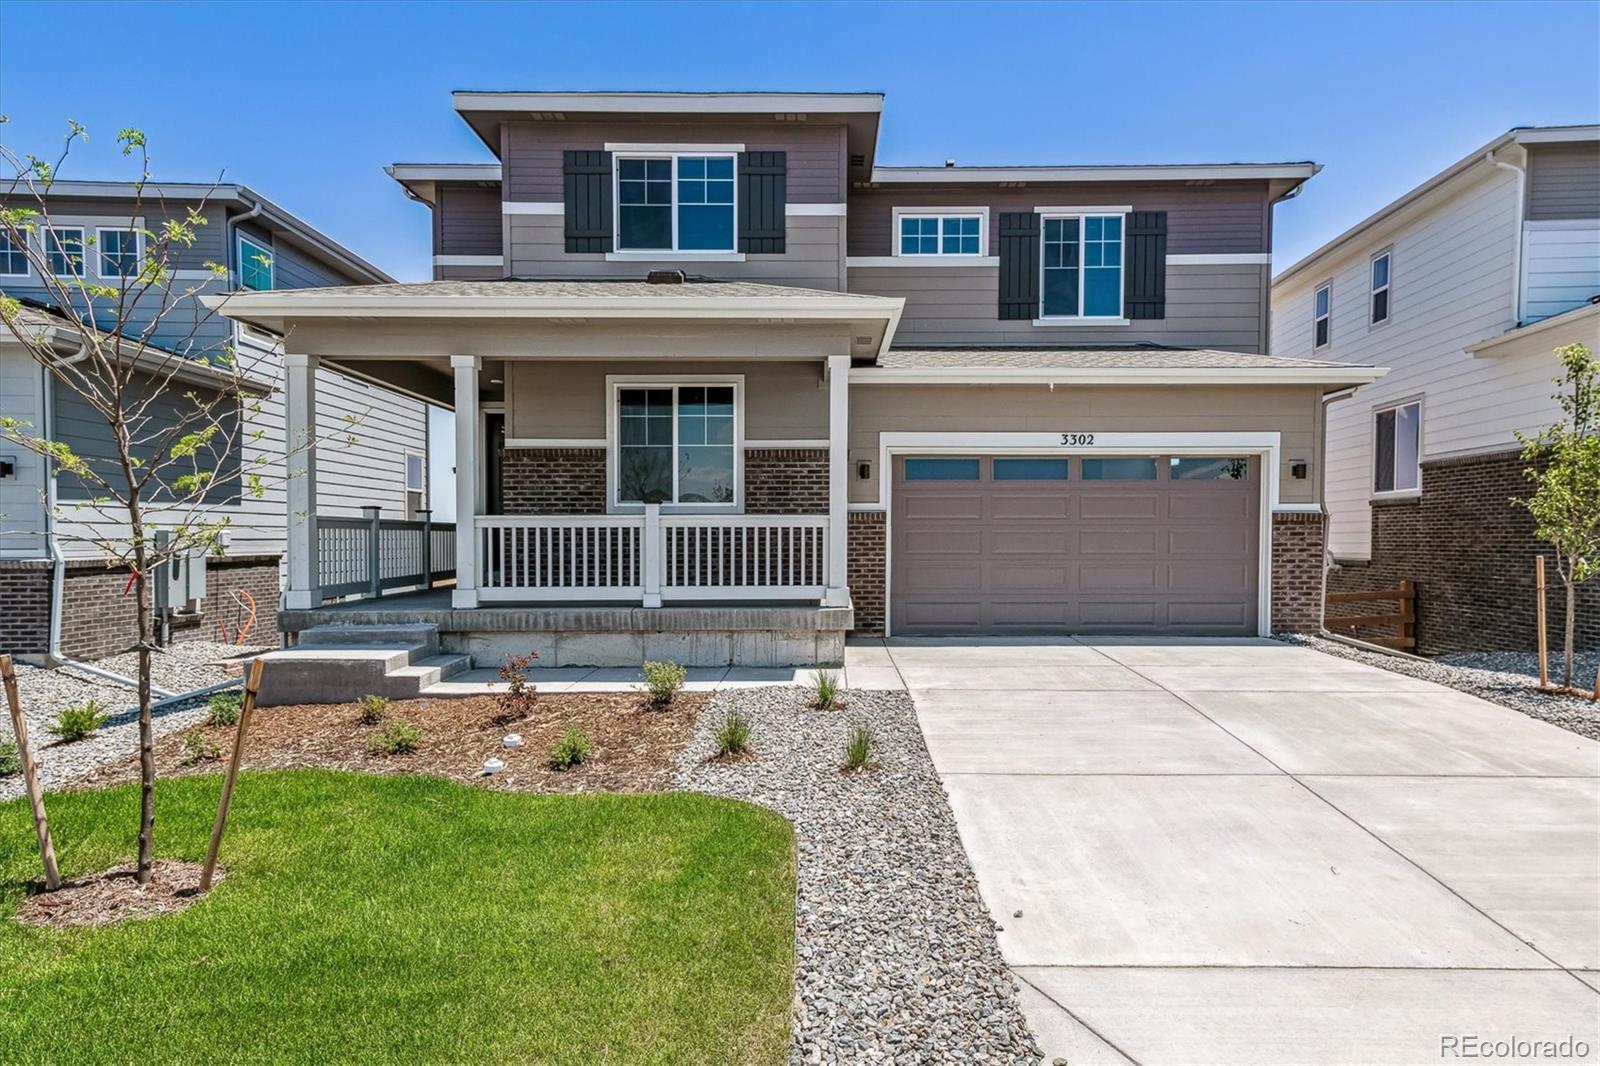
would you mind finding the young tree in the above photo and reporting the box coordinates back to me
[1516,342,1600,690]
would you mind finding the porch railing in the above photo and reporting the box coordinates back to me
[316,508,456,601]
[475,507,829,604]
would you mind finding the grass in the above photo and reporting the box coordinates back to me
[0,770,796,1064]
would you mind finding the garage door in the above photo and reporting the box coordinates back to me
[890,454,1260,636]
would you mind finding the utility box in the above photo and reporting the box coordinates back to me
[163,550,208,609]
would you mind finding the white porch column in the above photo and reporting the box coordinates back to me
[824,354,850,608]
[452,356,480,609]
[283,352,319,610]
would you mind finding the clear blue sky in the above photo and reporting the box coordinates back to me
[2,0,1596,281]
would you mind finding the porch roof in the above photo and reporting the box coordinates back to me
[854,345,1388,386]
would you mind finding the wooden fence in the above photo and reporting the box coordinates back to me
[1325,579,1416,651]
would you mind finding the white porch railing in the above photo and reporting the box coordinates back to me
[475,507,829,604]
[316,508,456,601]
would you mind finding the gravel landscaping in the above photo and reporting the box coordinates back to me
[0,642,269,802]
[677,686,1041,1066]
[1281,634,1600,740]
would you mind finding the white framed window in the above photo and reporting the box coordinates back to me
[1369,250,1391,326]
[238,234,273,291]
[45,226,85,277]
[894,209,986,256]
[1313,282,1332,349]
[614,152,736,253]
[1373,399,1421,495]
[0,232,27,277]
[96,227,143,277]
[1039,211,1125,320]
[607,376,743,511]
[405,452,425,493]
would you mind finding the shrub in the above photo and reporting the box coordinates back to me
[206,692,242,727]
[547,727,591,771]
[356,693,389,725]
[50,700,110,742]
[713,711,751,758]
[0,740,20,777]
[810,669,843,710]
[180,729,221,767]
[642,660,687,706]
[365,719,421,757]
[494,651,539,723]
[843,722,874,771]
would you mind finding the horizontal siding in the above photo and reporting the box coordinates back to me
[1522,220,1600,321]
[434,263,504,281]
[1526,141,1600,221]
[847,182,1271,257]
[851,263,1265,350]
[435,184,503,256]
[0,348,48,556]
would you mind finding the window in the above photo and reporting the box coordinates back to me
[1313,283,1331,349]
[405,453,424,493]
[45,226,85,277]
[898,214,982,256]
[1374,401,1421,494]
[1370,251,1391,325]
[615,384,737,506]
[1082,457,1157,481]
[904,457,980,481]
[992,457,1068,480]
[1171,456,1249,480]
[97,228,142,277]
[0,232,26,277]
[1042,213,1123,318]
[239,235,273,291]
[615,154,735,252]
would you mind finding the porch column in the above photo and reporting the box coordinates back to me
[452,356,480,609]
[283,352,319,610]
[824,354,850,608]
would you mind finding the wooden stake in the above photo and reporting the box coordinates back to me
[1535,555,1550,691]
[1,654,61,890]
[200,657,264,892]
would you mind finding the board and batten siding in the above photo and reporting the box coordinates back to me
[0,347,48,557]
[1526,141,1600,221]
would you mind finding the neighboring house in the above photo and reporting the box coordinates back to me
[0,182,433,661]
[1271,126,1600,655]
[213,90,1380,669]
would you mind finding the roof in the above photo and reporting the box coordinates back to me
[213,277,888,302]
[867,162,1320,185]
[386,164,502,205]
[1275,125,1600,288]
[1465,300,1600,357]
[855,345,1386,386]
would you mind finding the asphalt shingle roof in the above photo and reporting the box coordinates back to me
[244,277,877,301]
[873,346,1363,370]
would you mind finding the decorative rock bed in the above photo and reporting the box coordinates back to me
[677,686,1041,1065]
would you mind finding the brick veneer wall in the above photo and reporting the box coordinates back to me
[744,448,828,514]
[1327,449,1599,655]
[0,560,53,656]
[848,511,886,632]
[501,448,606,515]
[1270,511,1327,634]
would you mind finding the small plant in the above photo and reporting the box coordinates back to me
[180,729,221,767]
[843,721,874,771]
[547,727,592,771]
[642,660,687,706]
[713,711,751,758]
[494,651,539,724]
[810,669,843,710]
[0,740,20,777]
[356,693,389,725]
[206,692,242,727]
[365,719,421,757]
[50,700,110,742]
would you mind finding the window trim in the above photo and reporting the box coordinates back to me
[95,225,144,279]
[237,232,274,292]
[604,374,745,514]
[0,230,29,279]
[404,451,425,494]
[44,225,86,278]
[1371,397,1423,499]
[1368,248,1392,328]
[1035,208,1130,324]
[1312,280,1333,351]
[610,149,739,257]
[890,206,990,258]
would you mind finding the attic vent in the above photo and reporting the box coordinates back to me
[528,111,566,121]
[646,270,687,285]
[1184,178,1215,187]
[849,155,866,168]
[774,112,808,121]
[854,335,873,345]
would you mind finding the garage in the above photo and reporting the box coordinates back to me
[889,453,1261,636]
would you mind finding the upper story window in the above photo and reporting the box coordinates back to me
[1041,213,1123,319]
[1313,282,1332,349]
[897,212,983,256]
[1374,400,1421,494]
[239,235,274,291]
[46,226,85,277]
[613,381,739,508]
[0,232,27,277]
[1369,250,1391,326]
[97,227,142,277]
[615,154,735,252]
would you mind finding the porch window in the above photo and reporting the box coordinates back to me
[616,384,736,506]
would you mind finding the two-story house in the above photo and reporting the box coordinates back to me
[0,181,434,661]
[213,90,1381,675]
[1272,127,1600,655]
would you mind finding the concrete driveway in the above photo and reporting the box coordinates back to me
[845,637,1600,1066]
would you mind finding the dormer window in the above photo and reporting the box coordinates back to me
[615,153,735,252]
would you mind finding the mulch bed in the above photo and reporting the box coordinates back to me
[73,691,710,795]
[13,860,219,929]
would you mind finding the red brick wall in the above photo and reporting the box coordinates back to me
[501,448,606,515]
[848,511,886,632]
[745,448,829,514]
[0,560,53,656]
[1270,511,1327,634]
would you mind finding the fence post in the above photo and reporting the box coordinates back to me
[1535,555,1550,690]
[417,509,433,589]
[363,505,382,600]
[1398,579,1415,650]
[642,503,662,608]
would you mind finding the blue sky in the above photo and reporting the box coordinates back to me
[2,0,1596,281]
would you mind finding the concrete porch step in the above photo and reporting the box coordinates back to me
[257,623,458,706]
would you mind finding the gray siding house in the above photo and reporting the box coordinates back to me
[0,182,433,660]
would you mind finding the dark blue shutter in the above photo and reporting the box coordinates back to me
[1125,211,1167,319]
[997,212,1040,320]
[737,151,786,254]
[563,150,612,253]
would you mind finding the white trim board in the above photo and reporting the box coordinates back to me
[604,141,745,152]
[502,202,564,215]
[505,437,606,449]
[848,255,999,268]
[744,438,829,449]
[786,203,847,216]
[434,255,504,267]
[1168,253,1272,265]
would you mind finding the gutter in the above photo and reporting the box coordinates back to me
[849,366,1388,387]
[223,197,264,290]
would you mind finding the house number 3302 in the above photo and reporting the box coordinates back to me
[1060,433,1096,446]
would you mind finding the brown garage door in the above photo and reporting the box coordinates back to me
[890,454,1260,636]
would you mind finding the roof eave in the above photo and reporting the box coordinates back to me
[865,162,1321,184]
[1465,301,1600,356]
[849,366,1388,386]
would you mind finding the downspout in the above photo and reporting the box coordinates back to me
[224,198,264,288]
[1488,148,1527,326]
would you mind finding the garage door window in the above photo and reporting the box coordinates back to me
[1082,457,1158,481]
[1171,456,1250,480]
[993,457,1069,480]
[904,457,980,480]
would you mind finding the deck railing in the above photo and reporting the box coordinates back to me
[315,508,456,602]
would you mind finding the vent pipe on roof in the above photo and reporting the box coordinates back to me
[945,158,956,168]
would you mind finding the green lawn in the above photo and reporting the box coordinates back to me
[0,770,795,1065]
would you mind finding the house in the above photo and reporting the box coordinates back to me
[0,182,435,661]
[1271,127,1600,655]
[209,90,1382,675]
